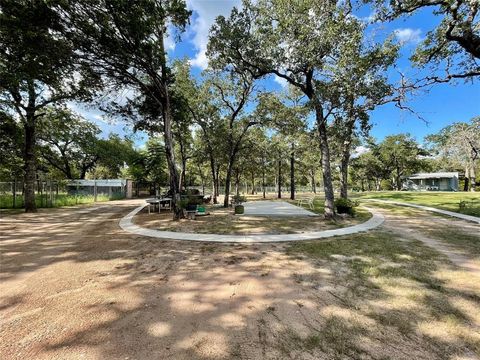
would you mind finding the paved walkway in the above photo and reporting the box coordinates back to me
[369,199,480,224]
[119,204,384,243]
[242,201,318,216]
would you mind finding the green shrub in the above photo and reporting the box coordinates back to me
[334,198,359,216]
[232,195,246,205]
[380,179,393,190]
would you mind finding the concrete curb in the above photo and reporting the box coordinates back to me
[119,204,384,243]
[368,199,480,224]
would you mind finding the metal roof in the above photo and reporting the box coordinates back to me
[407,172,458,180]
[67,179,127,187]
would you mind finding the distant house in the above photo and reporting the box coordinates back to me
[403,172,459,191]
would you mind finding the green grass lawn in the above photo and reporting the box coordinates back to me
[0,193,124,209]
[352,191,480,217]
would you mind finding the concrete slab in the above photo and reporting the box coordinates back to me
[119,204,384,243]
[242,201,318,217]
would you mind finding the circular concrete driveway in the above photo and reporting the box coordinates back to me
[242,201,318,217]
[119,204,384,243]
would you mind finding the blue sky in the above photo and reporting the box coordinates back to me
[74,0,479,147]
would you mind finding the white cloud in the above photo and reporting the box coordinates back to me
[274,75,288,88]
[92,114,109,124]
[394,28,422,44]
[164,33,176,52]
[352,145,369,158]
[186,0,240,69]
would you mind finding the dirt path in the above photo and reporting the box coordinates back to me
[377,205,480,274]
[0,200,340,359]
[1,200,479,359]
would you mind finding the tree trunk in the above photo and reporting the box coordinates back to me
[290,142,295,200]
[339,101,357,200]
[395,166,403,191]
[178,138,187,191]
[277,157,282,199]
[251,173,255,195]
[469,165,476,192]
[339,153,349,199]
[215,167,220,200]
[235,170,240,196]
[179,159,186,192]
[311,171,316,193]
[60,149,73,179]
[157,37,182,218]
[209,162,218,204]
[463,171,469,191]
[161,95,181,218]
[80,166,87,180]
[23,114,37,212]
[223,163,233,207]
[315,105,335,218]
[262,166,266,199]
[339,139,353,199]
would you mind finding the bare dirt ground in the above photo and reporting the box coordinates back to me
[1,199,479,360]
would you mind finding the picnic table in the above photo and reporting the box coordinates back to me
[146,197,172,214]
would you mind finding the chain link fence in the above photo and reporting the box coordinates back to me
[0,179,127,209]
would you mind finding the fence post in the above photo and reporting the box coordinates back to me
[49,179,53,207]
[12,179,16,208]
[94,178,97,202]
[39,178,43,208]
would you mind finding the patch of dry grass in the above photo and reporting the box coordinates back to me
[286,231,480,359]
[424,227,480,256]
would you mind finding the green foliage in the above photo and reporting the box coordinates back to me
[0,111,23,180]
[68,0,191,127]
[93,135,137,179]
[38,107,101,179]
[458,199,479,216]
[366,0,479,81]
[0,0,101,211]
[232,195,246,205]
[0,0,98,102]
[334,198,359,216]
[424,117,479,190]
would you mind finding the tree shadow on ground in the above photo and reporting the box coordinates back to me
[1,200,479,359]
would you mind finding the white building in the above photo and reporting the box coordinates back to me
[403,172,459,191]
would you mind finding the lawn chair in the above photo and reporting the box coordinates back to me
[183,204,197,220]
[297,196,315,210]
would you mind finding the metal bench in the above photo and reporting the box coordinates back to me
[297,197,315,210]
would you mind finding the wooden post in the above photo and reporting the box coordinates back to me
[94,178,97,202]
[12,180,16,208]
